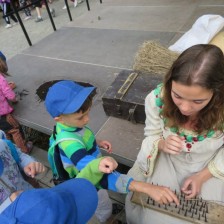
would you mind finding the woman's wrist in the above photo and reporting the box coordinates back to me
[158,139,164,152]
[197,167,212,182]
[128,180,151,194]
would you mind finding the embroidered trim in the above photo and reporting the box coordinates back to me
[208,160,224,180]
[146,138,161,176]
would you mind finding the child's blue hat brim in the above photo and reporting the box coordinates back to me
[45,80,96,118]
[0,51,6,62]
[0,178,98,224]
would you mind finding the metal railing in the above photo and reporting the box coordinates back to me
[3,0,103,46]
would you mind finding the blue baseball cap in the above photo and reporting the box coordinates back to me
[0,178,98,224]
[0,51,6,62]
[45,80,96,118]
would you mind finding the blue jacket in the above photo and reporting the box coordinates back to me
[0,131,34,213]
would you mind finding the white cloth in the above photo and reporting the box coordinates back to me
[169,15,224,53]
[95,189,112,223]
[125,87,224,224]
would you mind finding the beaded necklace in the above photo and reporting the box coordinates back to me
[154,84,215,152]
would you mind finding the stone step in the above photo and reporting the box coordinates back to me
[30,146,54,188]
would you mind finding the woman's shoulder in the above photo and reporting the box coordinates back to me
[145,83,163,106]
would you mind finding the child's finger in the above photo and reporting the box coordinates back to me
[27,169,35,178]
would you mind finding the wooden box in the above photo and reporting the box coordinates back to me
[102,70,163,124]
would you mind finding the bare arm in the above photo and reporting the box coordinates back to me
[128,180,179,205]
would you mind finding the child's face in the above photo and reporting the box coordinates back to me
[58,109,90,128]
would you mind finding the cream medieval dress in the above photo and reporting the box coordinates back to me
[125,85,224,224]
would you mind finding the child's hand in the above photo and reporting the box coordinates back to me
[8,81,16,89]
[97,140,112,153]
[99,157,118,173]
[11,96,18,104]
[24,162,46,178]
[10,190,23,202]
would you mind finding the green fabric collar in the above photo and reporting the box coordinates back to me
[56,122,78,132]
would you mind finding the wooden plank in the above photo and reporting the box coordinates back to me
[131,192,224,224]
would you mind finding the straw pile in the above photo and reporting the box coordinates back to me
[133,41,179,75]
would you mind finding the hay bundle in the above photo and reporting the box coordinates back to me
[133,41,179,75]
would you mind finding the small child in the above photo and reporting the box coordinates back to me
[0,130,45,213]
[0,53,32,154]
[45,80,179,223]
[19,0,32,21]
[0,178,98,224]
[0,0,18,29]
[32,0,55,22]
[62,0,83,9]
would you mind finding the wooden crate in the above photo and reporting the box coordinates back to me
[102,70,163,124]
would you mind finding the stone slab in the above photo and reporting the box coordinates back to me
[97,117,144,167]
[20,27,176,69]
[30,146,54,188]
[66,5,196,33]
[7,27,175,136]
[8,54,121,135]
[104,0,224,6]
[180,5,224,32]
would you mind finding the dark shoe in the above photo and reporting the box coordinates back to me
[112,221,125,224]
[24,175,41,188]
[26,141,33,153]
[50,8,56,17]
[112,203,124,215]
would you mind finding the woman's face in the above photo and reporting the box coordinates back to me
[171,81,213,118]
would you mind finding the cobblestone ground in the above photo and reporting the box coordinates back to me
[0,0,98,59]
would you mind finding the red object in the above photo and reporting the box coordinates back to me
[186,143,192,149]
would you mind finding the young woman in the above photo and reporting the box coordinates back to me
[125,44,224,224]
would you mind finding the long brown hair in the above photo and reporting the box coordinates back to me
[0,58,8,76]
[161,44,224,133]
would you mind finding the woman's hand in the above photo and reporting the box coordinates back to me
[145,184,179,205]
[129,181,179,205]
[99,157,118,173]
[181,174,203,199]
[181,168,212,199]
[24,162,46,178]
[158,135,183,155]
[97,139,112,153]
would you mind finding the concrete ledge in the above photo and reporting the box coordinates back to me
[97,117,144,167]
[30,146,54,188]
